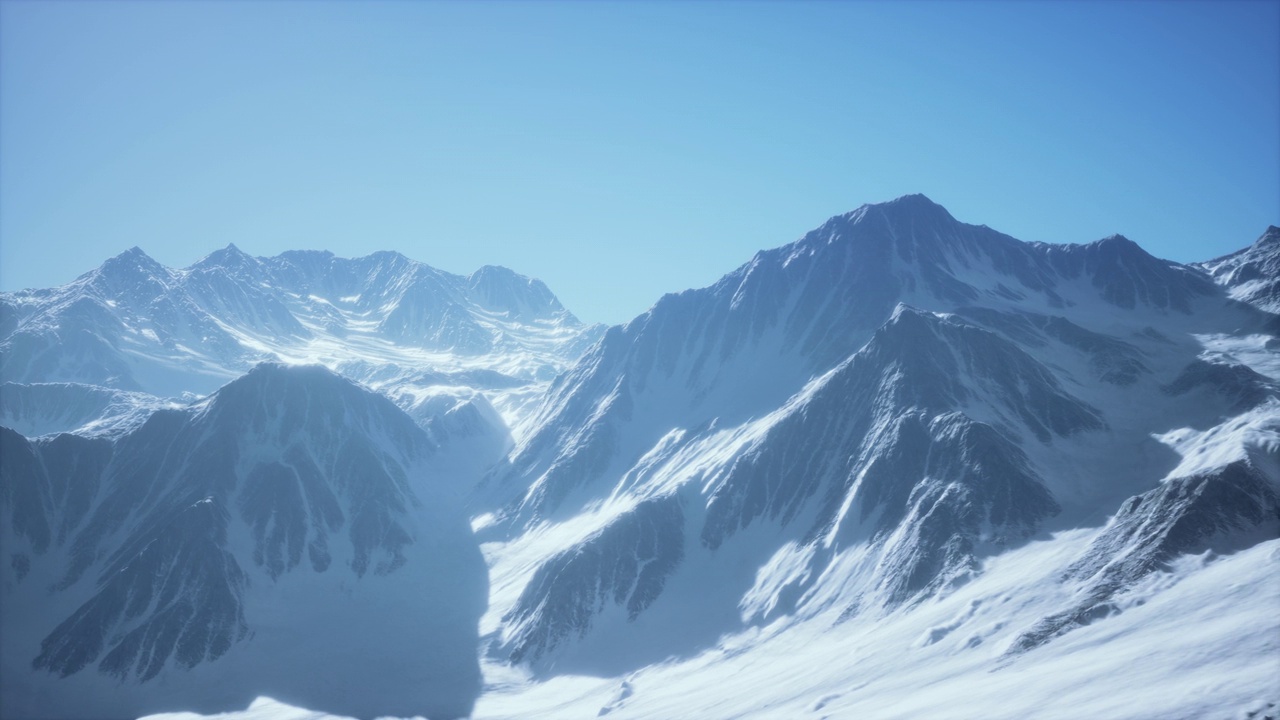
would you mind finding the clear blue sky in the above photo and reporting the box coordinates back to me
[2,1,1277,325]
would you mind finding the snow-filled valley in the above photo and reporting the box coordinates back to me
[2,195,1278,720]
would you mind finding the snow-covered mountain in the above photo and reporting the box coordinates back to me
[3,195,1278,720]
[0,245,602,442]
[467,195,1279,717]
[0,382,178,439]
[1197,225,1280,313]
[1,363,487,720]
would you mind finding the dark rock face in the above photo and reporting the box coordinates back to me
[1008,461,1280,655]
[238,455,345,579]
[701,310,1071,604]
[0,363,487,720]
[503,496,685,663]
[1163,360,1278,414]
[34,497,249,682]
[1040,235,1213,313]
[955,308,1149,386]
[0,428,113,556]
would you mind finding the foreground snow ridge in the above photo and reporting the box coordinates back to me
[3,194,1278,720]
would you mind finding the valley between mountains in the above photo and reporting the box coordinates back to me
[2,195,1277,720]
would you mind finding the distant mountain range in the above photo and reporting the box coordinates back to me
[2,196,1277,720]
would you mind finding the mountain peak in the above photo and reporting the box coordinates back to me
[366,249,411,263]
[1085,234,1158,262]
[470,264,520,281]
[200,363,427,451]
[883,192,943,208]
[192,243,257,272]
[106,246,154,263]
[467,265,569,323]
[222,361,347,392]
[867,193,955,220]
[97,246,169,281]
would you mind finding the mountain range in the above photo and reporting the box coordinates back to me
[2,195,1277,720]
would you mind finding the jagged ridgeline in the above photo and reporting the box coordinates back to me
[481,196,1278,715]
[3,196,1278,719]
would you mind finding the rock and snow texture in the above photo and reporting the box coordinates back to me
[0,245,595,720]
[468,194,1279,716]
[3,194,1279,720]
[0,382,177,438]
[0,245,602,442]
[1197,225,1280,313]
[1,364,487,720]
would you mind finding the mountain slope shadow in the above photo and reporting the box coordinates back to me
[1,364,487,720]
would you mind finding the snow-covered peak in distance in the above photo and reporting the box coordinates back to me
[188,243,261,274]
[467,264,573,324]
[1197,225,1280,313]
[0,245,604,439]
[0,382,179,438]
[96,244,171,276]
[81,246,184,314]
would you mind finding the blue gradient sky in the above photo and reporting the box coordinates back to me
[2,1,1277,324]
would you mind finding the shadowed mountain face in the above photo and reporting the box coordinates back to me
[1,364,487,720]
